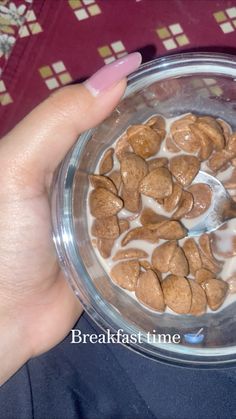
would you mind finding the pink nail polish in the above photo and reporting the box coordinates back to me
[84,52,142,96]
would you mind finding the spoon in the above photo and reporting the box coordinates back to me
[187,171,236,237]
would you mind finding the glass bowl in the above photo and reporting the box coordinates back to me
[52,52,236,367]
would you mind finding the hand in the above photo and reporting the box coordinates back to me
[0,53,142,385]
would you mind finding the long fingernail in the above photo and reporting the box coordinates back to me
[84,52,142,96]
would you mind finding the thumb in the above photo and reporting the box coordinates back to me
[0,53,141,190]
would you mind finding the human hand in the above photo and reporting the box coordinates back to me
[0,53,142,385]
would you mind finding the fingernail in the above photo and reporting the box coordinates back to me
[84,52,142,96]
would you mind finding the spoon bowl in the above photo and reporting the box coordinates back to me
[187,171,236,237]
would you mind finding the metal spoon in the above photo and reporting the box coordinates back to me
[186,171,236,237]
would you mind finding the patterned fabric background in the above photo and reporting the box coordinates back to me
[0,0,236,136]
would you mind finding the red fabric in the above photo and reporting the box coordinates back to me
[1,0,236,137]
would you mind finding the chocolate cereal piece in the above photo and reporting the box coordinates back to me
[196,116,225,151]
[208,149,231,173]
[172,190,193,219]
[163,183,183,213]
[169,246,189,276]
[147,157,168,171]
[140,207,168,227]
[185,184,212,219]
[115,134,131,161]
[217,118,232,144]
[109,170,122,191]
[166,135,181,153]
[195,268,214,284]
[170,114,200,153]
[110,260,140,291]
[120,153,148,191]
[89,174,117,194]
[201,278,228,311]
[121,227,159,246]
[139,167,173,199]
[170,155,200,187]
[89,187,123,218]
[190,124,213,161]
[97,238,114,259]
[113,248,148,261]
[99,148,114,174]
[91,215,120,239]
[151,241,177,273]
[135,270,165,311]
[183,238,202,275]
[127,125,163,158]
[119,218,130,234]
[189,279,207,316]
[199,234,221,266]
[162,274,192,314]
[150,220,187,240]
[121,185,141,213]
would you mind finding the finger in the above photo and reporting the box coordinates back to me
[0,53,142,190]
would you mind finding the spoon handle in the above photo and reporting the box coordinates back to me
[223,199,236,221]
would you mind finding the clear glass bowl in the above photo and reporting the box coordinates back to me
[52,52,236,367]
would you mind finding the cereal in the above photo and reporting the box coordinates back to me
[183,238,202,275]
[89,174,117,194]
[199,234,222,267]
[120,153,148,191]
[99,148,114,174]
[109,170,122,191]
[201,278,228,311]
[139,167,173,199]
[139,260,153,271]
[135,270,165,311]
[189,280,207,316]
[169,155,200,187]
[169,246,189,276]
[88,112,234,316]
[115,134,131,161]
[185,184,212,218]
[190,125,213,160]
[226,133,236,156]
[208,149,231,173]
[121,186,141,213]
[196,116,225,151]
[162,274,192,314]
[97,238,114,259]
[88,188,120,219]
[217,118,232,143]
[170,114,200,153]
[147,157,168,171]
[172,190,193,219]
[163,183,183,213]
[166,135,181,153]
[113,248,148,261]
[111,260,140,291]
[127,125,163,158]
[121,226,159,246]
[89,187,123,218]
[151,241,177,273]
[153,220,187,240]
[146,115,166,133]
[91,215,120,239]
[119,218,130,234]
[140,207,167,227]
[195,268,214,284]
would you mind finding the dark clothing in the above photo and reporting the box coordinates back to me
[1,313,236,419]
